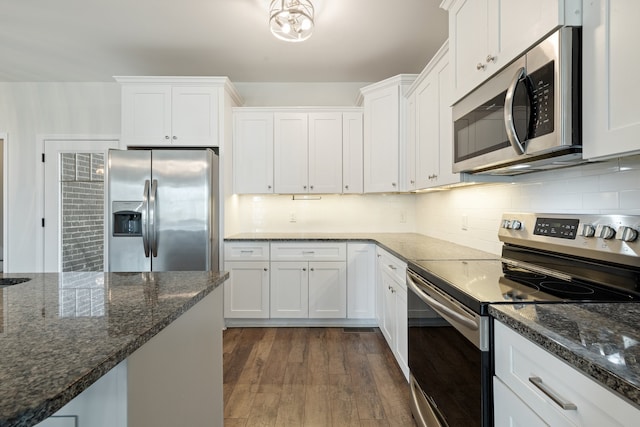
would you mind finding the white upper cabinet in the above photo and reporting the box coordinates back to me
[274,112,309,194]
[233,108,360,195]
[361,75,416,193]
[342,112,364,194]
[442,0,582,103]
[583,0,640,160]
[406,43,462,190]
[308,112,343,194]
[233,111,274,194]
[117,77,240,147]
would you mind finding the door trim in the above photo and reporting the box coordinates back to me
[37,134,120,272]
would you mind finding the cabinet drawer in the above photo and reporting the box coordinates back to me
[494,321,640,426]
[377,247,407,286]
[270,242,346,261]
[224,242,270,261]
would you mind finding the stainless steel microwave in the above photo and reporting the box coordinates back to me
[452,27,582,175]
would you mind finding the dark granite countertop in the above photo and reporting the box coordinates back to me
[225,232,498,261]
[0,271,228,427]
[490,303,640,408]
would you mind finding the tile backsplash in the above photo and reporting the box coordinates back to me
[225,155,640,256]
[415,155,640,254]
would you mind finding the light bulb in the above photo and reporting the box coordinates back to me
[300,18,311,31]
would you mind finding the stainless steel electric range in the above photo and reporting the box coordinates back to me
[406,212,640,427]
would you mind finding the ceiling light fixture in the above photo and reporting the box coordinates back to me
[269,0,314,42]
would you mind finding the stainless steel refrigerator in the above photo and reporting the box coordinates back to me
[107,149,219,272]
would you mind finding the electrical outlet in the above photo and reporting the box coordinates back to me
[461,215,468,231]
[289,212,297,223]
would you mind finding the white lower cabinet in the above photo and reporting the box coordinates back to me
[270,261,310,318]
[377,247,409,380]
[346,243,376,319]
[224,261,270,318]
[494,321,640,426]
[224,242,270,318]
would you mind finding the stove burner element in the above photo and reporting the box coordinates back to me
[539,281,596,296]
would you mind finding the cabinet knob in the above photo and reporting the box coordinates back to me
[302,267,307,272]
[172,136,177,140]
[392,182,397,187]
[165,136,170,140]
[345,185,349,190]
[410,180,415,184]
[267,185,272,189]
[310,185,314,190]
[388,265,396,270]
[486,54,497,63]
[476,63,486,71]
[264,268,268,271]
[310,268,314,272]
[303,185,307,190]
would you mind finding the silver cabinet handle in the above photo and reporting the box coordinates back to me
[310,185,314,190]
[164,135,170,140]
[476,62,486,70]
[388,265,396,270]
[302,267,307,272]
[310,268,314,272]
[263,268,268,272]
[528,377,577,410]
[267,185,272,189]
[392,182,397,187]
[302,251,315,254]
[486,54,496,63]
[303,185,307,190]
[172,136,177,140]
[240,250,254,253]
[344,184,349,189]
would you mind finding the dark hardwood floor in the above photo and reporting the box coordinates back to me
[223,327,416,427]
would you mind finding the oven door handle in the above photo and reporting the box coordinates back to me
[407,272,478,332]
[504,66,527,155]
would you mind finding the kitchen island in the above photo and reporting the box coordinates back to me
[490,303,640,410]
[0,271,228,427]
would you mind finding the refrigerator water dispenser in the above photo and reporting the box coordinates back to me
[113,201,144,236]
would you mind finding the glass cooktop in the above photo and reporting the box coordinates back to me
[409,259,640,315]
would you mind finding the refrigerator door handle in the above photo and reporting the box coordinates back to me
[142,179,151,258]
[149,179,158,257]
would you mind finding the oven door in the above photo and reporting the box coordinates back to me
[407,269,492,427]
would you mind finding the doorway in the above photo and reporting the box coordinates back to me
[43,138,120,272]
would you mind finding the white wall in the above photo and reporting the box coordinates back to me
[0,82,120,272]
[415,155,640,255]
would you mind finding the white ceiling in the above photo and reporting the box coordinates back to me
[0,0,448,83]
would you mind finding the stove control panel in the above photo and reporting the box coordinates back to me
[499,213,640,267]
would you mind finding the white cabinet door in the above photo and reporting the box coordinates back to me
[493,377,546,427]
[448,0,491,102]
[308,113,343,194]
[435,58,459,186]
[405,93,417,191]
[224,261,270,318]
[380,269,397,348]
[233,112,274,194]
[308,261,347,318]
[121,84,219,147]
[274,113,309,193]
[395,283,409,380]
[364,85,400,192]
[270,261,309,318]
[171,86,218,146]
[415,71,439,189]
[347,243,376,319]
[583,0,640,160]
[121,84,172,146]
[342,112,364,194]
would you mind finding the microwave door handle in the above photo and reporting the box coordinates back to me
[142,180,150,258]
[504,66,526,155]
